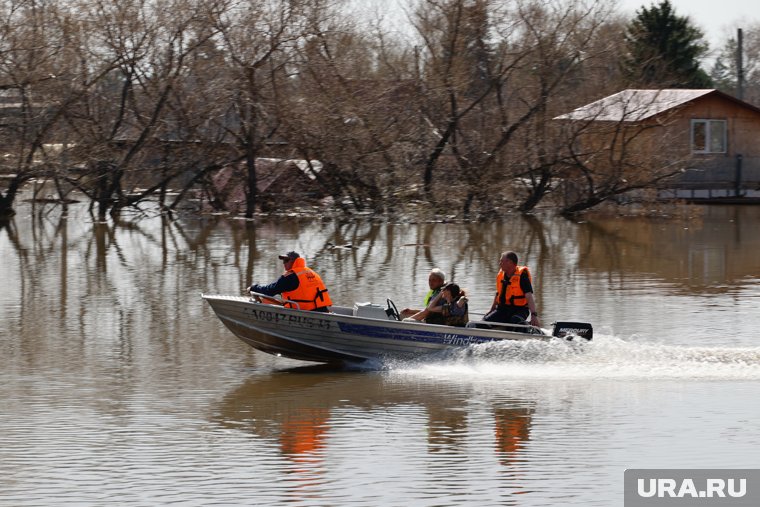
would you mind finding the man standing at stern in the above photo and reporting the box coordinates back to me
[249,251,332,312]
[484,251,541,328]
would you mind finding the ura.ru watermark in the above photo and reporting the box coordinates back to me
[624,469,759,506]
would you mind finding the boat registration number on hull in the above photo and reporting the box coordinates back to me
[246,308,332,330]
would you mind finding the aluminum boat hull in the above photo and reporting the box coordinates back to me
[202,294,564,364]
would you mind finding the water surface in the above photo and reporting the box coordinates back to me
[2,200,759,506]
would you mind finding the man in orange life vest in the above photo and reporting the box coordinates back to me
[248,251,332,312]
[483,251,542,328]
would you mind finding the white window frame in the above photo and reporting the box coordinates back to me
[691,119,727,154]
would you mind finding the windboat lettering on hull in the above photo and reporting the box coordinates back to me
[245,308,332,330]
[337,322,494,345]
[442,334,480,346]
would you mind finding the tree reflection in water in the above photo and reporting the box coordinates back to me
[4,196,760,506]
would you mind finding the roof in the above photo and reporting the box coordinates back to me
[553,89,760,122]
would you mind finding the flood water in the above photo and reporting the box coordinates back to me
[2,197,760,506]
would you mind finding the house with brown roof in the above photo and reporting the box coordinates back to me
[554,89,760,201]
[207,158,326,213]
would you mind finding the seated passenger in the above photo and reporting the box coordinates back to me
[248,251,332,312]
[404,283,468,326]
[400,268,446,322]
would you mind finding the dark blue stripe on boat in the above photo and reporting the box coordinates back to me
[337,322,496,346]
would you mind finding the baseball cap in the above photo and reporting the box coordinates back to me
[278,251,300,261]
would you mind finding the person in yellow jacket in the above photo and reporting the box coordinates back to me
[400,268,446,323]
[484,251,541,328]
[249,251,332,312]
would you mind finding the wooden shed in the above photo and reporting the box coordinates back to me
[554,89,760,200]
[207,158,325,213]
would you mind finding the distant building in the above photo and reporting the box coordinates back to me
[209,158,325,213]
[554,89,760,201]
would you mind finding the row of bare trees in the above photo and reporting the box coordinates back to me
[0,0,727,220]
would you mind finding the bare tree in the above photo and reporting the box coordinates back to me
[406,0,613,217]
[0,0,714,221]
[0,0,85,216]
[506,1,621,213]
[208,0,306,218]
[56,0,228,221]
[273,0,422,214]
[553,89,691,216]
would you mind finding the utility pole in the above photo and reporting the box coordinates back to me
[737,28,744,100]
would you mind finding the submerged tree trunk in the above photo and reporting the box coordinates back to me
[0,175,32,218]
[0,194,16,218]
[95,161,113,222]
[244,148,258,219]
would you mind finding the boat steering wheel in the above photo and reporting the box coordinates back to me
[386,298,401,321]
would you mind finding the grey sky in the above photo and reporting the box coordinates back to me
[356,0,758,63]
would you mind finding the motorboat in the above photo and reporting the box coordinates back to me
[202,293,593,364]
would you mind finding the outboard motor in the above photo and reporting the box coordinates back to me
[552,321,593,341]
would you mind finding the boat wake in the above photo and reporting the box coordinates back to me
[392,334,760,380]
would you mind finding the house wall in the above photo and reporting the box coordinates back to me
[556,90,760,199]
[568,119,686,180]
[668,95,760,187]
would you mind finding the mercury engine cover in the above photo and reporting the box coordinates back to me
[552,321,593,341]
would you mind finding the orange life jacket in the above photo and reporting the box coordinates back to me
[282,258,332,310]
[496,265,531,307]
